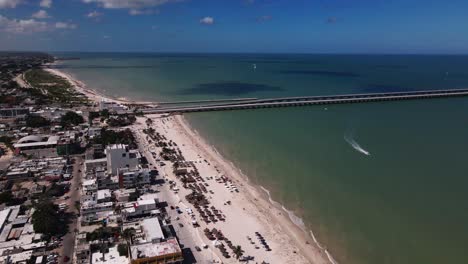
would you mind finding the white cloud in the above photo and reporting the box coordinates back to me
[0,15,77,34]
[82,0,182,9]
[103,35,110,39]
[0,0,22,9]
[0,15,48,33]
[39,0,52,8]
[199,16,214,25]
[129,8,158,15]
[87,10,102,18]
[55,22,77,29]
[32,10,50,19]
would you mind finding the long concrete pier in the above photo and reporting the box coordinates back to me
[137,88,468,114]
[157,97,257,105]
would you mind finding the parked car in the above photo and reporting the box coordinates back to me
[195,246,201,252]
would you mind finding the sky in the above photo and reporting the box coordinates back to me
[0,0,468,54]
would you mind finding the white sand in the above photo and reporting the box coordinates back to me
[133,115,332,264]
[43,65,156,106]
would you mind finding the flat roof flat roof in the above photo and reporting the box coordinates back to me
[131,238,181,260]
[141,218,164,242]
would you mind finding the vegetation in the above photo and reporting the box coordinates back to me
[44,183,68,198]
[25,114,50,127]
[88,111,100,123]
[32,201,69,237]
[60,111,84,127]
[0,136,14,150]
[121,228,135,244]
[233,245,245,260]
[120,228,135,257]
[86,226,120,242]
[106,114,136,127]
[0,191,26,206]
[100,109,110,119]
[24,69,89,105]
[117,244,129,256]
[93,128,136,148]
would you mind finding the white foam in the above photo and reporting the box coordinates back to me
[260,186,338,264]
[344,133,371,156]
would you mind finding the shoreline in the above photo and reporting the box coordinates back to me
[174,114,337,264]
[42,62,156,105]
[45,65,336,264]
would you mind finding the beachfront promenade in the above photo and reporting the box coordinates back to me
[129,88,468,114]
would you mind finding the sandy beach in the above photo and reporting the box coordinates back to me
[42,63,156,106]
[136,114,333,264]
[43,66,336,264]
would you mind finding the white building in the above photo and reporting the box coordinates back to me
[81,201,113,215]
[114,189,136,203]
[140,218,165,243]
[84,158,107,173]
[97,189,112,203]
[105,144,140,175]
[122,199,158,220]
[118,168,151,188]
[99,100,128,113]
[82,179,97,194]
[91,245,129,264]
[130,238,183,264]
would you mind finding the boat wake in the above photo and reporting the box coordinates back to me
[344,133,371,156]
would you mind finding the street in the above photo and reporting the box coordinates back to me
[58,156,83,264]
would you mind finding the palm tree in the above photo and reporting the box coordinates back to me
[122,228,136,245]
[121,228,135,258]
[233,245,244,260]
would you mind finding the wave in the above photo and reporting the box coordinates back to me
[344,133,371,156]
[260,186,338,264]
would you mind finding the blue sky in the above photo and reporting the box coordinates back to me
[0,0,467,53]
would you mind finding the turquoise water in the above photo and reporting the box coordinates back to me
[54,53,468,264]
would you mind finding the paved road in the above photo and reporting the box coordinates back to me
[132,125,220,264]
[58,156,83,264]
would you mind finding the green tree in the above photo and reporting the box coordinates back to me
[100,109,110,119]
[117,244,128,257]
[0,191,13,204]
[32,201,67,237]
[25,114,50,127]
[121,228,135,245]
[60,111,84,127]
[233,245,244,260]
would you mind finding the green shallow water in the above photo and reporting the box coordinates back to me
[54,53,468,264]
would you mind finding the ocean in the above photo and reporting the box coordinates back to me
[53,52,468,264]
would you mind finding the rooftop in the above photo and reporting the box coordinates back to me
[92,246,129,264]
[130,238,182,261]
[97,189,111,200]
[141,218,164,243]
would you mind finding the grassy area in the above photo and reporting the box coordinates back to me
[24,69,90,105]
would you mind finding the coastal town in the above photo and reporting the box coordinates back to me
[0,52,330,264]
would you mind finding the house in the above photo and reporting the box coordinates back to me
[122,199,159,220]
[97,189,111,203]
[114,189,136,203]
[130,238,183,264]
[118,168,151,188]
